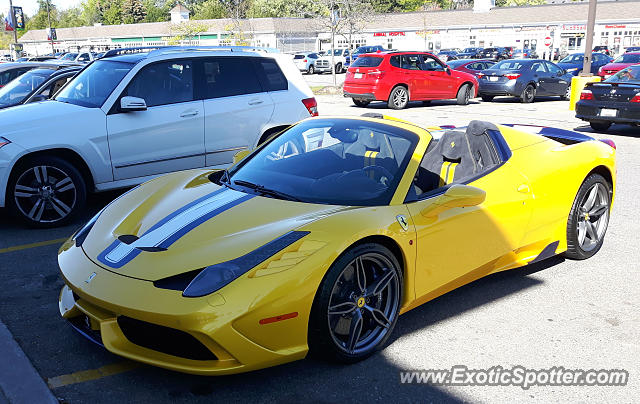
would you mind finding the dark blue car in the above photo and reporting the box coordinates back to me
[557,52,612,76]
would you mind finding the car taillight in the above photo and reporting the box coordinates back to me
[631,94,640,103]
[303,59,307,63]
[599,139,616,149]
[580,90,594,100]
[368,70,384,78]
[477,73,485,78]
[302,97,318,117]
[505,73,521,80]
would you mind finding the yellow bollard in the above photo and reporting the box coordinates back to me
[569,75,601,110]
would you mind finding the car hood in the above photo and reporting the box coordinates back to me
[0,100,92,142]
[81,170,349,281]
[557,62,580,70]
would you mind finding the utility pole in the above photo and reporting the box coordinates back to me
[580,0,597,76]
[46,0,55,53]
[8,0,18,45]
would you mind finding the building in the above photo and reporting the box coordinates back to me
[18,0,640,57]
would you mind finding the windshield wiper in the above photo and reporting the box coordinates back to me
[233,179,302,202]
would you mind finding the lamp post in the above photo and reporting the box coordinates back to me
[46,0,55,53]
[580,0,598,76]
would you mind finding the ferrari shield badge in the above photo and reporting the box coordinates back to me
[396,215,409,231]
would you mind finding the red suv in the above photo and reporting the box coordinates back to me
[343,51,478,109]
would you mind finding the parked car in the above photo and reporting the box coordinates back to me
[350,45,385,63]
[576,65,640,131]
[557,52,612,76]
[0,46,317,227]
[478,59,573,103]
[343,51,478,109]
[315,48,350,73]
[513,48,536,59]
[477,47,509,61]
[456,47,483,59]
[0,62,47,88]
[598,52,640,79]
[593,46,612,57]
[503,46,515,58]
[436,49,459,62]
[57,51,96,64]
[16,56,57,62]
[0,66,81,110]
[447,59,496,77]
[624,46,640,53]
[293,52,319,74]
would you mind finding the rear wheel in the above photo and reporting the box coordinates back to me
[352,98,370,107]
[309,243,402,363]
[308,65,315,74]
[456,84,473,105]
[565,174,611,260]
[521,84,535,103]
[7,156,87,228]
[335,63,342,74]
[481,95,494,102]
[590,121,611,132]
[388,86,409,110]
[560,84,571,100]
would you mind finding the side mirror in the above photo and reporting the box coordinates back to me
[557,70,564,77]
[29,94,47,103]
[233,149,251,164]
[120,96,147,112]
[421,184,486,217]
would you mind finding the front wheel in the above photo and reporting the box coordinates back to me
[352,98,370,107]
[308,243,402,363]
[388,86,409,110]
[335,63,342,74]
[7,156,87,227]
[590,121,611,132]
[565,174,611,260]
[308,65,315,74]
[456,84,473,105]
[560,84,571,100]
[521,84,536,103]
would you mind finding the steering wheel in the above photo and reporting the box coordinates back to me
[362,165,393,186]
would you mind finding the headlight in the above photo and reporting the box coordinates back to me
[567,68,578,72]
[182,231,310,297]
[0,137,10,149]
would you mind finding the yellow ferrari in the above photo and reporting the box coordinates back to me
[58,115,616,375]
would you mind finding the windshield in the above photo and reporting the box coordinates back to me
[560,54,584,63]
[226,118,418,206]
[613,53,640,63]
[0,68,55,107]
[606,66,640,83]
[351,56,383,68]
[332,49,345,56]
[55,60,132,108]
[356,46,377,54]
[61,53,78,61]
[490,60,527,70]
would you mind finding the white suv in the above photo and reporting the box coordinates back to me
[0,46,317,226]
[315,49,350,74]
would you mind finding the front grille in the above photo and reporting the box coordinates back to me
[316,60,329,68]
[117,316,217,361]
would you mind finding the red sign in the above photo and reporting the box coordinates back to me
[544,36,552,47]
[605,25,625,29]
[373,32,405,37]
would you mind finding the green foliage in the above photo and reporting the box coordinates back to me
[191,0,227,19]
[143,0,172,22]
[248,0,327,18]
[123,0,147,24]
[167,20,210,44]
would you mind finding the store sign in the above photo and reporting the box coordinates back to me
[563,24,586,31]
[605,25,625,29]
[373,32,405,37]
[416,30,440,37]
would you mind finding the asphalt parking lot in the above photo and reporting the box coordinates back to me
[0,94,638,403]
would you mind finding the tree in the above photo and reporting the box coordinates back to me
[249,0,325,18]
[82,0,105,24]
[143,0,172,22]
[58,7,87,28]
[192,0,227,19]
[339,0,374,51]
[123,0,147,24]
[167,20,210,44]
[102,0,124,24]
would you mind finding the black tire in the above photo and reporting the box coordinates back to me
[520,84,535,103]
[560,84,571,100]
[352,98,370,107]
[7,155,87,228]
[481,95,494,102]
[308,243,403,363]
[565,174,611,260]
[387,86,409,110]
[308,65,315,74]
[456,83,472,105]
[590,121,611,132]
[335,63,342,74]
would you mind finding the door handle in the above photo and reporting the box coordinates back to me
[180,110,199,118]
[248,99,264,105]
[517,184,531,194]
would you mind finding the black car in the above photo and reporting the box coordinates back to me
[593,46,612,57]
[0,66,81,110]
[456,47,482,59]
[575,65,640,131]
[478,59,573,103]
[625,46,640,53]
[477,47,509,61]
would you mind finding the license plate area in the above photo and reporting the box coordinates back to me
[354,73,363,79]
[489,76,499,82]
[600,108,617,117]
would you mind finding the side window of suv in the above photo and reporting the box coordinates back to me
[202,57,262,98]
[254,58,287,92]
[421,55,445,71]
[401,55,422,70]
[390,55,401,68]
[126,60,194,107]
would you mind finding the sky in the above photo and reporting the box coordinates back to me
[5,0,83,17]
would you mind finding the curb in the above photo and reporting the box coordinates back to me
[0,321,57,404]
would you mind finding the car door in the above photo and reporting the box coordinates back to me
[399,54,427,99]
[106,59,205,180]
[530,61,551,95]
[406,145,533,296]
[200,56,274,167]
[544,61,568,95]
[421,54,455,98]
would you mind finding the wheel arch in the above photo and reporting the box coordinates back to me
[586,164,614,194]
[388,83,409,100]
[9,148,95,194]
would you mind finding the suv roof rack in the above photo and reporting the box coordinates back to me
[101,46,173,58]
[147,46,281,57]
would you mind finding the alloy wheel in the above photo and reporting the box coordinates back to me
[13,165,77,223]
[392,88,408,108]
[576,183,609,252]
[327,253,400,355]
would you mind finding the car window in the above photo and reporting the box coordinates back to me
[309,53,318,59]
[126,60,193,107]
[351,56,383,68]
[390,55,401,68]
[421,55,444,71]
[44,75,73,98]
[200,57,261,99]
[531,62,548,72]
[255,58,287,92]
[546,62,562,74]
[469,62,484,70]
[401,55,422,70]
[606,65,640,83]
[55,60,132,108]
[77,53,90,62]
[491,61,527,70]
[613,53,640,63]
[293,54,305,59]
[0,69,54,106]
[484,61,496,69]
